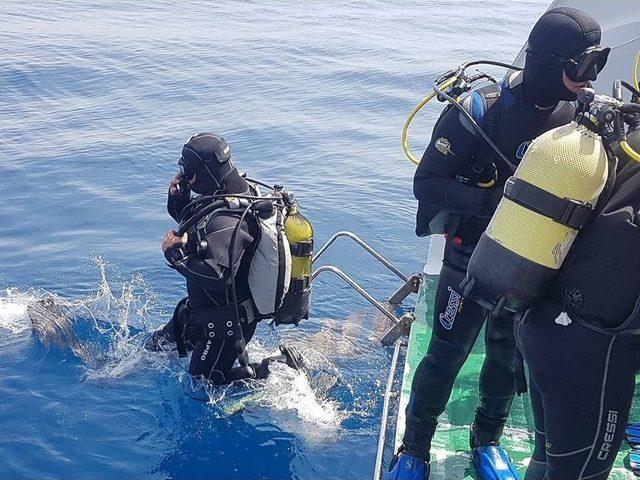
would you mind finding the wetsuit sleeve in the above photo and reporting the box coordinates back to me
[413,104,496,217]
[164,211,255,291]
[167,189,191,223]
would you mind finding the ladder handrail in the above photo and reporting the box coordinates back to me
[373,339,403,480]
[311,265,399,324]
[312,231,408,282]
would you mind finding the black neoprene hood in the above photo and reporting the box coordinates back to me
[523,7,603,105]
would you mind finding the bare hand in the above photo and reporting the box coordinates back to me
[162,230,187,253]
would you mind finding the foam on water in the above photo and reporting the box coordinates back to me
[0,257,353,434]
[0,289,33,335]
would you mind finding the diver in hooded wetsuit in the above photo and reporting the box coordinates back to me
[146,133,302,385]
[517,129,640,480]
[389,8,605,480]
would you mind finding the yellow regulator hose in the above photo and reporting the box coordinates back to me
[622,51,640,163]
[621,140,640,163]
[634,50,640,91]
[402,75,459,165]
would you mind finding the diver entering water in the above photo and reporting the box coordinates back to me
[146,133,305,384]
[389,7,606,480]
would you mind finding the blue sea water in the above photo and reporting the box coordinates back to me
[1,1,549,478]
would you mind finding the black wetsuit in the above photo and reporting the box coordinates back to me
[157,189,265,384]
[403,72,575,459]
[517,154,640,480]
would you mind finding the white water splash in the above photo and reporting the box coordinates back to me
[202,340,345,433]
[0,288,52,335]
[76,256,170,380]
[0,257,378,436]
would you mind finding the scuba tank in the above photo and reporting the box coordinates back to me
[462,120,609,315]
[275,192,313,325]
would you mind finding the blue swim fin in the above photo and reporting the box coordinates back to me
[628,447,640,476]
[471,445,521,480]
[387,448,430,480]
[626,423,640,447]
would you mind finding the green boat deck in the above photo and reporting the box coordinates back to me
[392,259,636,479]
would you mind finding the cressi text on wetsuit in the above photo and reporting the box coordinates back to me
[518,146,640,480]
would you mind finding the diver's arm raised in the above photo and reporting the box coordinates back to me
[167,172,192,222]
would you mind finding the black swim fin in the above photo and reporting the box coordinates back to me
[278,345,306,372]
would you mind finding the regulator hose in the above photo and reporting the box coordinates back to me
[402,60,521,171]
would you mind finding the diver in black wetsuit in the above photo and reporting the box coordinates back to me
[389,8,604,480]
[517,130,640,480]
[146,133,302,384]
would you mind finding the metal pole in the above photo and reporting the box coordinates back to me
[311,265,399,324]
[373,339,403,480]
[312,231,408,282]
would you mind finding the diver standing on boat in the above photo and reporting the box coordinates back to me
[146,133,303,384]
[389,8,605,480]
[515,122,640,480]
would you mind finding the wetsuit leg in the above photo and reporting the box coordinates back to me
[189,320,260,384]
[524,379,548,480]
[518,302,640,480]
[145,298,192,352]
[474,311,516,444]
[403,264,488,460]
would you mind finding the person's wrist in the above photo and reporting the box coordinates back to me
[164,244,187,264]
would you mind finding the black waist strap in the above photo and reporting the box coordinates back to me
[174,298,256,357]
[503,177,593,230]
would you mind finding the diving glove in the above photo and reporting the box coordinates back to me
[387,447,430,480]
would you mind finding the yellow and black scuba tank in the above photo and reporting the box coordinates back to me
[274,192,313,325]
[462,120,610,314]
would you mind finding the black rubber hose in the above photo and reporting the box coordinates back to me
[433,80,517,172]
[227,202,257,367]
[177,200,227,236]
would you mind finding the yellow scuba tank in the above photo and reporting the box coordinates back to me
[463,121,609,314]
[274,193,313,325]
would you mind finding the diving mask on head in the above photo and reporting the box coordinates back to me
[527,45,610,83]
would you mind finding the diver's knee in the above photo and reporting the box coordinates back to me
[423,338,470,373]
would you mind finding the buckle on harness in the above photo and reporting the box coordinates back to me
[558,198,592,230]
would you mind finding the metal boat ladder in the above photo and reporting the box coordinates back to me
[311,231,422,346]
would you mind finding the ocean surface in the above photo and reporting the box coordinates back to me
[1,1,550,479]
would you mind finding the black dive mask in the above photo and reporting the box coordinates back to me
[563,46,610,82]
[527,45,610,83]
[178,156,222,194]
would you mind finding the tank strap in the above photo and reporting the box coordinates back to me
[290,239,313,257]
[503,177,594,230]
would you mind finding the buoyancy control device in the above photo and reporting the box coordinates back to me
[176,180,313,325]
[461,83,640,315]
